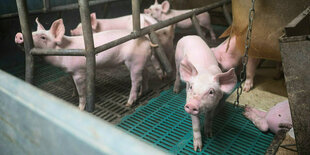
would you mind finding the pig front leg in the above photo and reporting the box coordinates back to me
[204,110,215,138]
[243,105,268,132]
[72,71,86,110]
[243,57,260,92]
[70,75,78,97]
[191,115,202,152]
[150,53,165,80]
[173,60,181,93]
[139,69,149,96]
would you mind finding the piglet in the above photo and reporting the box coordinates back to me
[174,35,237,151]
[71,13,175,77]
[211,33,260,92]
[15,18,162,110]
[144,0,216,41]
[243,100,292,134]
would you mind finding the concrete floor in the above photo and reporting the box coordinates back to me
[226,60,297,155]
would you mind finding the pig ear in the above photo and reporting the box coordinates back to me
[214,68,237,94]
[161,1,170,13]
[90,13,98,30]
[35,17,45,31]
[180,57,198,82]
[50,19,65,45]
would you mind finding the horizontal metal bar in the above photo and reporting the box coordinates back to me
[0,0,124,19]
[30,48,85,56]
[0,70,168,154]
[95,0,231,54]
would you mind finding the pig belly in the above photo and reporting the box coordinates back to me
[176,18,194,29]
[227,0,310,60]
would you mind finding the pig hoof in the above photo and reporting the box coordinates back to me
[243,81,253,92]
[79,104,85,111]
[125,102,133,107]
[204,129,213,138]
[193,138,202,152]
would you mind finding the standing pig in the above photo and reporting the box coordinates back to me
[174,35,237,151]
[144,0,216,41]
[70,13,176,76]
[211,36,260,92]
[15,18,162,110]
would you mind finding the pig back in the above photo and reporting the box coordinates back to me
[227,0,310,61]
[179,36,219,72]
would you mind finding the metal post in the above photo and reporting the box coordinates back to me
[191,14,208,43]
[131,0,141,33]
[149,30,172,74]
[16,0,34,84]
[43,0,50,12]
[222,4,232,25]
[78,0,96,112]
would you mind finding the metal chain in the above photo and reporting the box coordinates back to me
[234,0,256,108]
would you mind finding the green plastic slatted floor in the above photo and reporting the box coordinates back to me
[118,87,274,154]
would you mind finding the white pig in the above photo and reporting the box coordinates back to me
[144,0,216,41]
[70,13,176,76]
[174,35,237,151]
[15,18,162,110]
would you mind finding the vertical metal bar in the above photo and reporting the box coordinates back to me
[43,0,50,12]
[16,0,34,84]
[131,0,140,33]
[149,30,172,74]
[78,0,96,112]
[191,14,207,43]
[222,4,232,25]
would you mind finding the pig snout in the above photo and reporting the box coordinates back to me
[184,100,200,115]
[15,33,24,44]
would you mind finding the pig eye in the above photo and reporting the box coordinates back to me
[40,36,46,40]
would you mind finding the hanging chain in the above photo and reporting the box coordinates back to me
[234,0,256,108]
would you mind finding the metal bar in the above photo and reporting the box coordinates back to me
[131,0,141,33]
[95,0,231,55]
[191,14,208,43]
[43,0,50,12]
[78,0,96,112]
[222,4,232,25]
[0,0,123,19]
[31,48,85,56]
[149,30,172,74]
[0,70,168,155]
[16,0,34,84]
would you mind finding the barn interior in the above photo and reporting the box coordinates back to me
[0,0,309,154]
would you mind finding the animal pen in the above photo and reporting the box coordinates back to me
[0,0,309,154]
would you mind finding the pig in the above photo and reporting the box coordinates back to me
[144,0,216,41]
[15,18,163,110]
[211,0,310,92]
[243,100,292,134]
[70,13,176,76]
[211,36,260,92]
[173,35,237,151]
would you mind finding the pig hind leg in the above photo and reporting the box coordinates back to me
[200,13,216,41]
[139,69,149,96]
[243,57,260,92]
[125,62,144,107]
[71,72,86,110]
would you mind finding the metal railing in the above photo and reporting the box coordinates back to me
[16,0,231,112]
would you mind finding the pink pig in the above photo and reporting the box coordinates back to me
[70,13,176,76]
[243,100,293,134]
[15,18,162,110]
[174,35,237,151]
[211,36,260,92]
[144,0,216,41]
